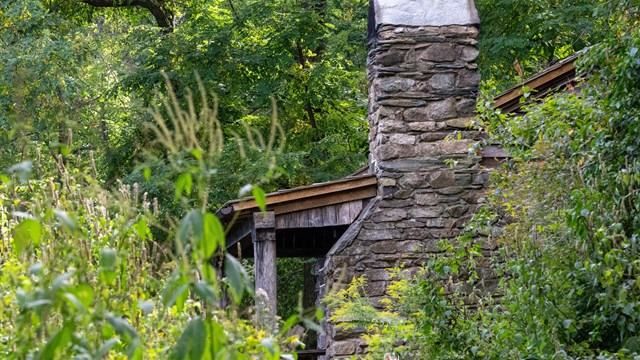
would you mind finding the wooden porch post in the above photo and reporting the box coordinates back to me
[252,211,277,316]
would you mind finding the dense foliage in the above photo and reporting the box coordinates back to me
[2,0,640,358]
[0,84,321,358]
[328,1,640,358]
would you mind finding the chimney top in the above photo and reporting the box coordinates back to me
[373,0,480,27]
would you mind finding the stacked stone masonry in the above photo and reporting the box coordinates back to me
[322,24,493,359]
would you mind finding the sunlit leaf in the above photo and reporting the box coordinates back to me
[174,172,193,201]
[12,218,42,255]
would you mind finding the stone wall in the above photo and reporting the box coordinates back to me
[322,23,490,359]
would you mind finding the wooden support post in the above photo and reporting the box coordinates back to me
[252,211,277,317]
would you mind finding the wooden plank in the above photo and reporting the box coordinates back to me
[272,186,377,215]
[348,200,364,221]
[225,221,252,248]
[337,202,352,225]
[252,211,277,318]
[322,205,338,227]
[230,175,377,213]
[309,207,323,227]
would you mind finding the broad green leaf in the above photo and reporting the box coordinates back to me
[12,218,42,255]
[279,315,299,336]
[38,326,71,360]
[170,317,206,360]
[202,212,223,258]
[25,299,53,309]
[174,172,193,201]
[224,254,249,303]
[192,281,218,304]
[135,217,149,240]
[252,186,267,213]
[63,293,86,312]
[178,210,204,247]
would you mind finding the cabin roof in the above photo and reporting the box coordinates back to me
[216,171,376,223]
[493,53,580,114]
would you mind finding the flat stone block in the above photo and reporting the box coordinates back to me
[378,98,427,107]
[398,173,426,188]
[379,119,407,132]
[376,77,416,93]
[377,51,406,66]
[371,241,398,254]
[445,117,475,129]
[429,170,456,189]
[415,192,439,205]
[359,229,403,241]
[371,208,407,222]
[415,139,474,156]
[419,43,458,62]
[367,269,391,281]
[428,98,457,120]
[389,133,416,145]
[435,186,464,195]
[428,73,456,90]
[379,177,397,187]
[457,69,481,88]
[409,206,443,218]
[461,45,480,61]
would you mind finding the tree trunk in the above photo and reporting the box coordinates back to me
[78,0,173,28]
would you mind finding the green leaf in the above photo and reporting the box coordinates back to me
[106,314,139,340]
[63,293,86,312]
[174,172,193,202]
[100,248,117,269]
[202,212,223,258]
[53,209,78,233]
[12,218,42,255]
[38,326,71,360]
[135,217,149,240]
[70,283,94,308]
[170,317,207,360]
[95,338,120,359]
[224,254,250,303]
[279,315,299,336]
[143,167,152,181]
[25,299,53,309]
[192,281,218,304]
[178,210,204,247]
[252,186,267,213]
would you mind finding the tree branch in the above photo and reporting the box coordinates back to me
[77,0,173,28]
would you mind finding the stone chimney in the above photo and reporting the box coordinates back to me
[322,1,485,358]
